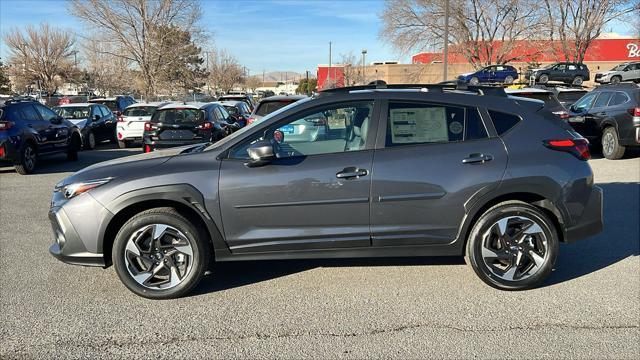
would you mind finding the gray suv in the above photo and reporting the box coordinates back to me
[49,83,603,299]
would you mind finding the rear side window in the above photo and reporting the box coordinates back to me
[0,106,21,121]
[385,102,487,147]
[488,110,521,136]
[255,100,294,116]
[34,104,58,122]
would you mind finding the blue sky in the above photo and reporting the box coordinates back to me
[0,0,636,74]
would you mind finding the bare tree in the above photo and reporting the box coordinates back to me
[380,0,546,68]
[3,23,75,93]
[81,38,134,96]
[208,49,244,93]
[245,75,262,92]
[542,0,638,62]
[339,52,362,86]
[69,0,203,98]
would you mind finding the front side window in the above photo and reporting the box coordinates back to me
[385,102,487,147]
[231,101,374,159]
[99,106,111,117]
[34,104,58,122]
[572,92,598,111]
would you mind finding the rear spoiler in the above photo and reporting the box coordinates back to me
[508,95,546,112]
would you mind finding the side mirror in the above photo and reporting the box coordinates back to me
[94,114,101,121]
[245,139,275,168]
[51,116,63,124]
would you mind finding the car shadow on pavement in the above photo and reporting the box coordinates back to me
[193,182,638,296]
[545,182,639,287]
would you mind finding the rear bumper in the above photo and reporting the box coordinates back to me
[564,186,603,243]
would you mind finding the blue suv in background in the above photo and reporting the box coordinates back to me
[0,98,81,174]
[458,65,519,85]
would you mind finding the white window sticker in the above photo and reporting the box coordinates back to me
[390,107,448,143]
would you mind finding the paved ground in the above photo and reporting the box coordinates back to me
[1,145,638,359]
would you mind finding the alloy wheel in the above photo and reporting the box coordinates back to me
[24,146,36,171]
[124,224,194,290]
[602,132,615,156]
[88,132,96,149]
[480,216,548,281]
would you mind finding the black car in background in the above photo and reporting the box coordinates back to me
[527,62,590,85]
[505,88,569,119]
[218,94,256,112]
[533,85,589,107]
[567,83,640,159]
[53,103,117,150]
[88,95,136,117]
[219,100,252,128]
[142,102,235,152]
[248,95,308,125]
[0,98,81,174]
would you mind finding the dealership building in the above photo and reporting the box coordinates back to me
[317,38,639,90]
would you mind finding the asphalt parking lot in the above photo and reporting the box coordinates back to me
[0,146,638,359]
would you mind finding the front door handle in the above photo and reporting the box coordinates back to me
[462,153,493,164]
[336,167,368,179]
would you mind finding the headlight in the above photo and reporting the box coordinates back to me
[57,178,112,199]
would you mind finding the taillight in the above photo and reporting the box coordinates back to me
[144,122,156,131]
[0,121,13,131]
[197,122,213,130]
[117,115,124,122]
[553,111,570,120]
[543,138,590,160]
[0,145,5,158]
[247,117,255,125]
[143,144,152,153]
[627,107,640,117]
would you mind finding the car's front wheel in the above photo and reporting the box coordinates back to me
[469,77,480,85]
[14,142,37,175]
[466,201,558,290]
[610,76,621,85]
[504,75,514,84]
[538,74,549,84]
[112,208,211,299]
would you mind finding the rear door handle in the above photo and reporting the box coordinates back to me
[462,153,493,164]
[336,167,368,179]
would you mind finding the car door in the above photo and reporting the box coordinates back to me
[101,105,117,136]
[588,91,613,127]
[19,104,52,152]
[492,66,505,82]
[369,100,508,246]
[218,100,379,253]
[606,91,634,140]
[33,103,69,151]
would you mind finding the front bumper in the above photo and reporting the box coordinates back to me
[48,205,105,266]
[564,186,604,243]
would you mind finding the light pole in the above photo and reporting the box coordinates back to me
[443,0,449,82]
[361,49,367,84]
[328,41,332,88]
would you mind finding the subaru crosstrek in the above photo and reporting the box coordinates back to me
[49,83,603,299]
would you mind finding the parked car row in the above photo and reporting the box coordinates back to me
[458,60,640,87]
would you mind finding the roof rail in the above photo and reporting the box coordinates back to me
[594,82,639,89]
[319,81,507,97]
[0,96,38,105]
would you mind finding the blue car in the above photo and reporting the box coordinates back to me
[458,65,519,85]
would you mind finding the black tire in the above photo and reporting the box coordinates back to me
[610,76,621,85]
[112,207,211,299]
[66,134,79,161]
[118,139,129,149]
[466,201,559,290]
[84,131,96,150]
[538,74,549,84]
[14,142,37,175]
[572,76,583,85]
[504,75,514,84]
[469,77,480,85]
[601,126,626,160]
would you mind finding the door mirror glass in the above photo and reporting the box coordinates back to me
[246,139,275,167]
[94,114,101,121]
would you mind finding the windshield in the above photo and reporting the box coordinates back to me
[610,64,626,71]
[123,106,157,117]
[54,106,90,119]
[206,97,312,150]
[255,100,298,116]
[556,91,588,103]
[151,108,204,124]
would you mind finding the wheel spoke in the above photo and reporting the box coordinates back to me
[502,266,517,281]
[527,249,545,268]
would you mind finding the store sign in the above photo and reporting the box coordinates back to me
[627,43,640,58]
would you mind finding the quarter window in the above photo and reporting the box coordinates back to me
[608,92,629,106]
[488,110,521,136]
[231,101,374,159]
[386,102,487,147]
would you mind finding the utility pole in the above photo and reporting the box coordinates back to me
[305,70,310,95]
[328,41,332,88]
[361,49,367,84]
[443,0,449,82]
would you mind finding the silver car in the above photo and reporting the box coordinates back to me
[595,61,640,84]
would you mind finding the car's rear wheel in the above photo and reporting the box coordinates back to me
[602,126,626,160]
[466,201,558,290]
[538,74,549,84]
[14,142,37,175]
[610,76,621,85]
[112,207,211,299]
[504,75,514,84]
[118,139,129,149]
[469,77,480,85]
[572,76,583,85]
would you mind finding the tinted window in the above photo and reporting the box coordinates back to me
[100,106,111,117]
[556,91,587,103]
[20,104,41,121]
[386,102,466,147]
[255,100,296,116]
[34,104,58,121]
[232,101,374,159]
[152,109,203,124]
[465,109,489,140]
[91,100,117,112]
[572,93,598,111]
[488,110,521,135]
[608,92,629,106]
[0,106,21,121]
[218,106,230,119]
[594,92,612,108]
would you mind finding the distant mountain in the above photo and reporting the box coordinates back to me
[258,71,316,82]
